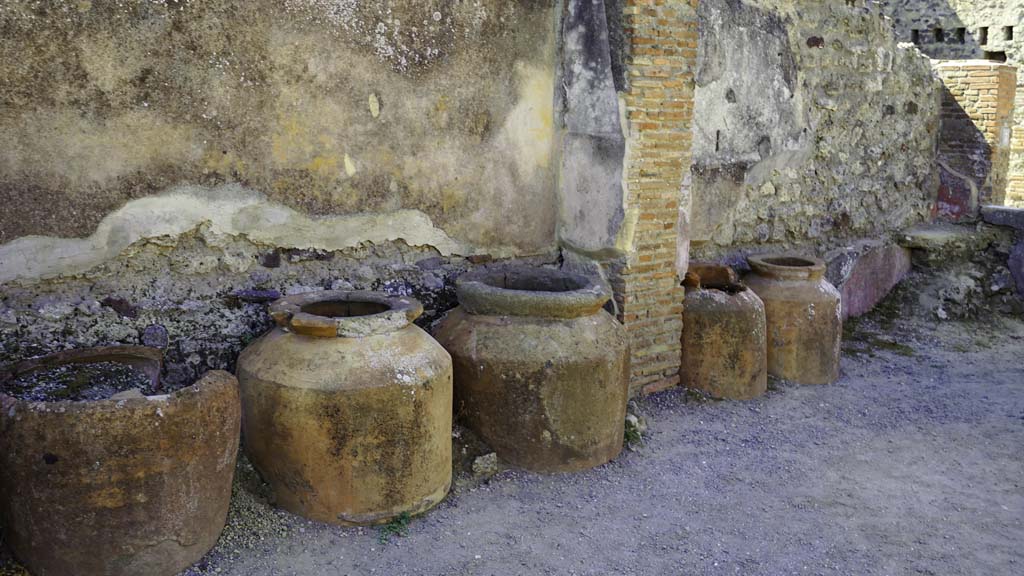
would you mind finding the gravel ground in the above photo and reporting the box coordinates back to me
[3,305,1022,576]
[188,307,1024,576]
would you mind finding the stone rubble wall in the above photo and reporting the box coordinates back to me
[689,0,941,261]
[877,0,1024,206]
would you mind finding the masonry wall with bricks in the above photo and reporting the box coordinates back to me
[878,0,1024,206]
[934,61,1018,212]
[608,0,697,396]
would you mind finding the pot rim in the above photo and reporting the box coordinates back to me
[269,290,423,338]
[748,253,826,281]
[455,266,611,318]
[689,281,750,295]
[0,346,168,407]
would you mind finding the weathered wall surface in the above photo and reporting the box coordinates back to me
[689,0,941,260]
[878,0,1024,206]
[0,0,559,280]
[0,1,562,386]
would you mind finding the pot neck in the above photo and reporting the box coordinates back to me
[269,290,423,338]
[456,267,611,319]
[748,254,826,282]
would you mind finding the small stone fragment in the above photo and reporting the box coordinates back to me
[471,453,499,479]
[141,324,169,349]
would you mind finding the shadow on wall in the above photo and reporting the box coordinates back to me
[935,81,994,220]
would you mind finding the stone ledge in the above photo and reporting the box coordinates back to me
[980,205,1024,231]
[825,240,912,320]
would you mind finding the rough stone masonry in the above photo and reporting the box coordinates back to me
[878,0,1024,206]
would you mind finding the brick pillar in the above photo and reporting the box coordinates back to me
[1009,82,1024,207]
[611,0,696,396]
[934,61,1018,214]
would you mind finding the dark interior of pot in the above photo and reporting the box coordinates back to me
[301,300,391,318]
[480,270,588,293]
[763,256,817,268]
[1,356,160,402]
[704,282,747,295]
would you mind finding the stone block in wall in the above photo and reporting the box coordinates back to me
[980,205,1024,230]
[825,240,912,320]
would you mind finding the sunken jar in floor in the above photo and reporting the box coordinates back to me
[681,278,768,400]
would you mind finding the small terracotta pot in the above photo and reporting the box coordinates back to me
[0,346,240,576]
[682,281,767,400]
[236,290,452,525]
[435,267,630,473]
[744,254,842,384]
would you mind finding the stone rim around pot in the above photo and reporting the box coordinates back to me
[748,254,827,282]
[269,290,424,338]
[455,266,611,318]
[0,346,165,409]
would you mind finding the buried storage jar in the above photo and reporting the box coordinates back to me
[236,290,452,525]
[0,346,241,576]
[435,267,630,473]
[744,254,842,385]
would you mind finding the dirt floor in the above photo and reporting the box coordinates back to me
[3,297,1023,576]
[181,302,1023,575]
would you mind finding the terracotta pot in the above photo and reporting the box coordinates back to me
[434,267,630,473]
[681,280,767,400]
[236,291,452,525]
[744,254,842,384]
[0,346,240,576]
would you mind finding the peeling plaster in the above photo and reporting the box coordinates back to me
[0,184,472,284]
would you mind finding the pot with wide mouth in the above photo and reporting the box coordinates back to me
[0,346,240,576]
[236,290,452,525]
[435,267,630,473]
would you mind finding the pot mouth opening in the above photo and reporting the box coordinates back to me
[300,300,392,318]
[456,267,611,318]
[703,282,748,295]
[761,256,818,268]
[478,271,590,293]
[271,290,423,338]
[748,253,826,280]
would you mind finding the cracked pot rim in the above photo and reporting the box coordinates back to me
[269,290,423,338]
[455,267,611,318]
[748,254,827,281]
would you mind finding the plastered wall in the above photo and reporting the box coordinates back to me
[0,0,560,284]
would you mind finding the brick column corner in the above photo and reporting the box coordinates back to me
[612,0,697,396]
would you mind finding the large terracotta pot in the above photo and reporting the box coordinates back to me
[236,291,452,525]
[744,254,842,385]
[681,279,767,400]
[0,346,240,576]
[434,267,630,473]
